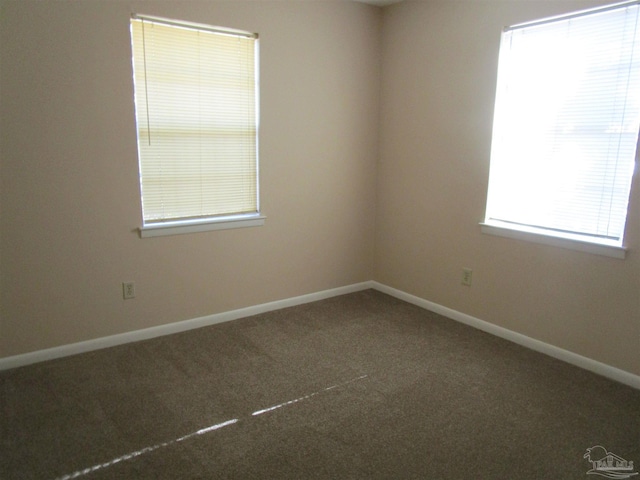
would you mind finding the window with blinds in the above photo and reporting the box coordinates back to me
[483,1,640,256]
[130,16,261,237]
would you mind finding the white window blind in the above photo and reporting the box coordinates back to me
[130,16,259,227]
[484,1,640,248]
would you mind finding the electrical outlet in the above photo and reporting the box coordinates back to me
[122,282,136,299]
[461,268,473,286]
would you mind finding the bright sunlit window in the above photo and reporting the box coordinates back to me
[483,1,640,257]
[130,15,262,237]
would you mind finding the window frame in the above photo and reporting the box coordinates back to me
[130,15,264,238]
[481,1,640,259]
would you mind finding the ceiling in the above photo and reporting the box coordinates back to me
[353,0,405,6]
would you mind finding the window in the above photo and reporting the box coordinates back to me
[482,1,640,258]
[130,15,262,237]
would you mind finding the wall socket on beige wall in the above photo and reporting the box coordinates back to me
[122,282,136,300]
[461,268,472,287]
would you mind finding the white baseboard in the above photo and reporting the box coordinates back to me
[2,280,638,391]
[0,281,375,371]
[371,281,640,390]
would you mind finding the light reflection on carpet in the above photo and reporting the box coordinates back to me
[53,374,368,480]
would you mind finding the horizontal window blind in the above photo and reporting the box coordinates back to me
[130,16,259,224]
[485,1,640,245]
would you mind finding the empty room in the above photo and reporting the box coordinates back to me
[1,0,639,478]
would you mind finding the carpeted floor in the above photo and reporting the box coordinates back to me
[1,289,639,479]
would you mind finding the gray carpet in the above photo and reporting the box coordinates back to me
[1,289,639,479]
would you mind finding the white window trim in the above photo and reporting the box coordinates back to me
[480,221,627,259]
[480,1,640,259]
[140,214,266,238]
[130,15,261,235]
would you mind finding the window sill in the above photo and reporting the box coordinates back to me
[140,214,266,238]
[480,222,627,259]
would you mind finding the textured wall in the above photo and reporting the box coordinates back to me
[376,0,640,375]
[0,0,381,356]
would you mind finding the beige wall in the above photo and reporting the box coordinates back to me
[1,0,638,378]
[0,0,381,357]
[376,0,640,375]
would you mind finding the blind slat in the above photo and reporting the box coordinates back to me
[130,17,259,224]
[485,3,640,243]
